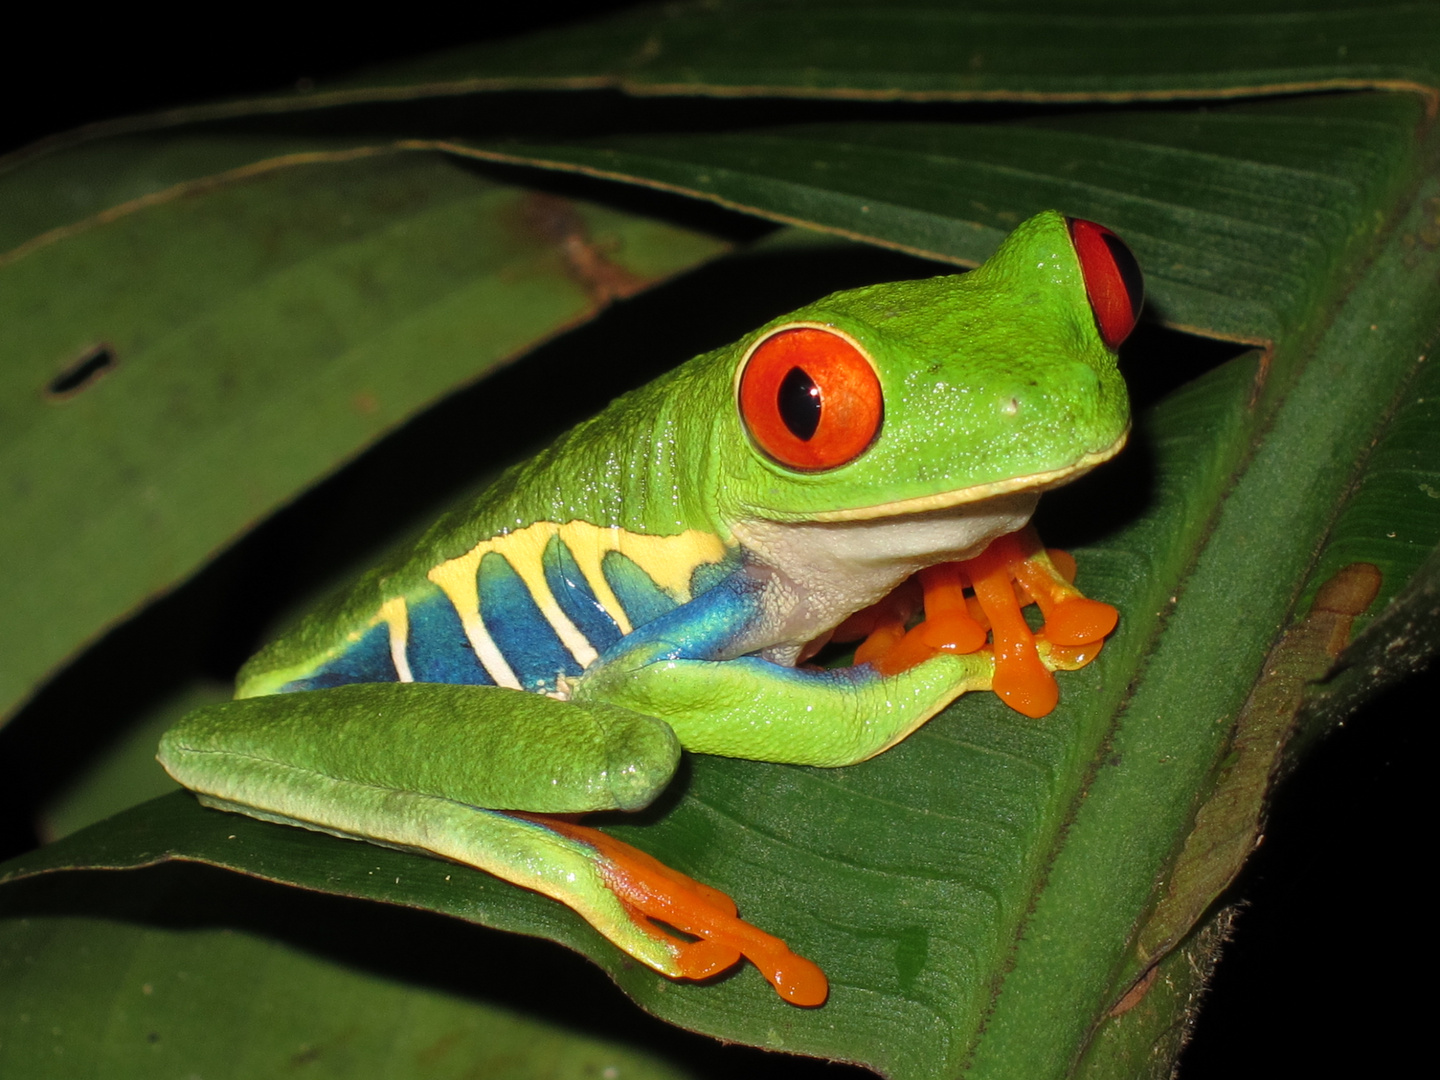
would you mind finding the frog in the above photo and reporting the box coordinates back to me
[158,210,1142,1007]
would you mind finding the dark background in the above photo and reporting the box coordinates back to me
[3,7,1430,1077]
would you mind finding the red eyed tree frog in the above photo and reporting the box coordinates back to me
[159,211,1142,1007]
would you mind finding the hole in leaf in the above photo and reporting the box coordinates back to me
[46,344,117,399]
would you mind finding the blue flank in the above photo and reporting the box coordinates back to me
[479,551,584,691]
[601,551,679,628]
[597,564,765,666]
[543,534,623,653]
[689,557,738,597]
[284,538,760,695]
[282,621,395,691]
[407,591,495,685]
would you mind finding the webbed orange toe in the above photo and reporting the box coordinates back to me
[538,817,829,1005]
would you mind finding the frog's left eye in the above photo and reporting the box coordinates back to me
[738,326,883,471]
[1068,218,1144,350]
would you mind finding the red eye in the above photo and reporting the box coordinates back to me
[1068,218,1144,350]
[738,326,883,471]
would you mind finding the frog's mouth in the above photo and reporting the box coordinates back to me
[806,431,1128,523]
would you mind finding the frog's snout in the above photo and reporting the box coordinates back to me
[980,359,1123,457]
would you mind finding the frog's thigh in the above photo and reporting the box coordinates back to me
[575,652,993,767]
[160,681,679,815]
[158,682,690,976]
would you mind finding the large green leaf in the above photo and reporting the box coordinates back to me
[0,863,697,1079]
[370,0,1438,99]
[0,140,730,720]
[3,3,1438,1078]
[444,91,1422,343]
[27,0,1436,143]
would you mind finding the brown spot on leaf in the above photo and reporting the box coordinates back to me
[416,1029,463,1067]
[1313,562,1382,657]
[1133,563,1383,969]
[1109,964,1159,1017]
[519,193,650,303]
[1248,346,1273,407]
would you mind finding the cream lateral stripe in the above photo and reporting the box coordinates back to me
[557,523,635,635]
[426,560,523,690]
[615,530,729,597]
[555,522,730,632]
[485,528,599,668]
[379,597,414,683]
[428,525,598,668]
[429,520,733,649]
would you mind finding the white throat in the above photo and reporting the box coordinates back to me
[729,490,1040,664]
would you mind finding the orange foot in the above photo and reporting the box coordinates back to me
[839,525,1117,718]
[535,815,829,1006]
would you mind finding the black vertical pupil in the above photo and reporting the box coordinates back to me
[1101,231,1145,316]
[777,366,822,440]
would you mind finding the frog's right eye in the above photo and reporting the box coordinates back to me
[738,325,883,471]
[1068,218,1144,350]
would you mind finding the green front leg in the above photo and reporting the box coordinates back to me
[574,650,995,767]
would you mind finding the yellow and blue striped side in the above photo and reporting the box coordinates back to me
[282,521,733,695]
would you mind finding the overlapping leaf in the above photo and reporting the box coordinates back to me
[0,142,729,719]
[36,1,1437,138]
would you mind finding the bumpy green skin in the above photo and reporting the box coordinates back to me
[158,210,1131,986]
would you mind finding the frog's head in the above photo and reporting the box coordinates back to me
[715,210,1139,531]
[704,210,1139,658]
